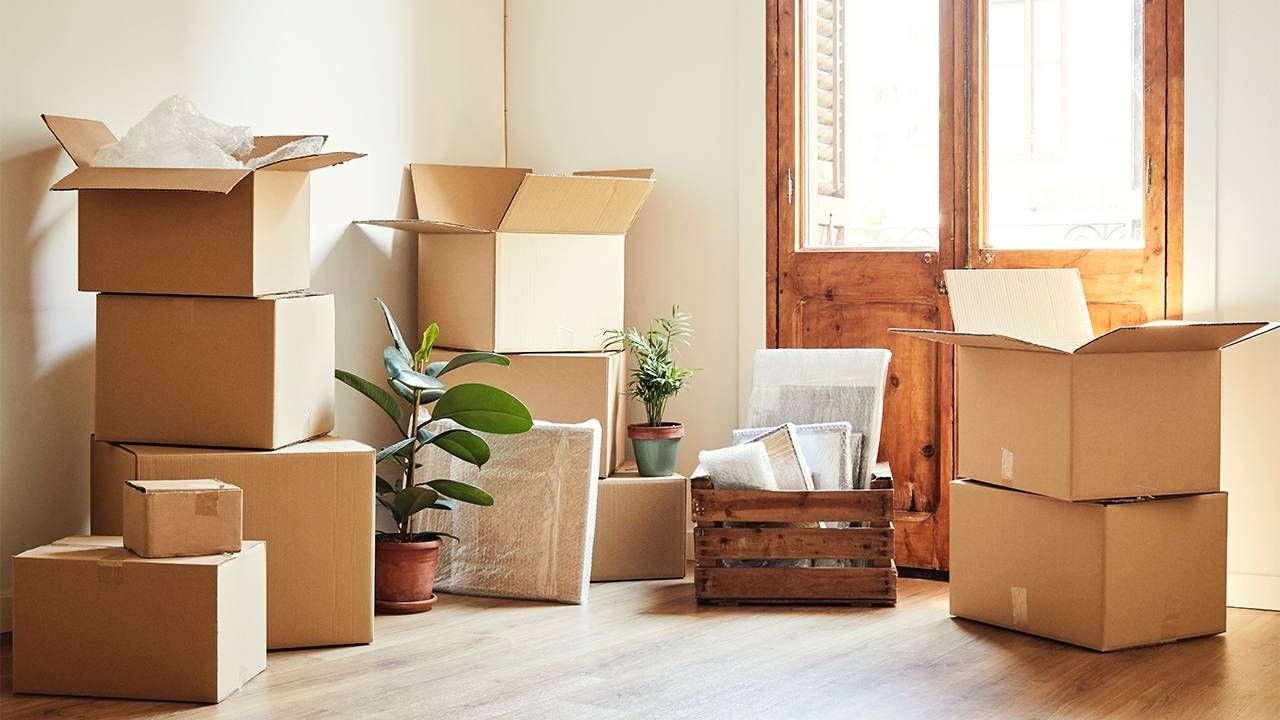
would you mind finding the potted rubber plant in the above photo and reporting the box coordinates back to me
[337,298,532,614]
[604,306,697,477]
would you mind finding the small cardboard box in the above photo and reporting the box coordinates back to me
[950,479,1227,651]
[894,269,1277,500]
[123,480,243,558]
[433,348,626,477]
[91,436,374,649]
[360,164,654,352]
[13,536,265,703]
[42,114,363,297]
[591,465,688,582]
[95,292,335,450]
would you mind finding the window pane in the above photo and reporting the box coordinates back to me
[986,0,1144,249]
[803,0,940,250]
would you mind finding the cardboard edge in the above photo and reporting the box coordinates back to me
[255,151,366,173]
[889,328,1068,353]
[1220,321,1280,349]
[356,218,490,234]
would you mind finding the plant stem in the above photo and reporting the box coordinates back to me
[403,388,422,540]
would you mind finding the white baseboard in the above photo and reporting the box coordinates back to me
[1228,572,1280,612]
[1,592,10,634]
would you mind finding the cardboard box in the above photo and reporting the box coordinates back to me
[433,348,626,477]
[950,479,1227,651]
[123,480,242,558]
[91,436,374,649]
[95,292,335,450]
[360,164,655,352]
[591,465,688,582]
[43,114,363,297]
[13,536,265,703]
[895,269,1278,500]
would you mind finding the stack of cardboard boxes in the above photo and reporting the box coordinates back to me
[362,163,686,582]
[898,269,1276,651]
[12,115,374,703]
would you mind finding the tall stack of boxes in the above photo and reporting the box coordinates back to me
[12,115,374,703]
[361,163,685,581]
[897,269,1277,651]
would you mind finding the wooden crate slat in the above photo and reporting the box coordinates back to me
[695,566,897,604]
[695,526,894,560]
[691,488,893,523]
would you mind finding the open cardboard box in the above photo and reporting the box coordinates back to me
[360,164,654,352]
[43,114,363,297]
[894,269,1278,501]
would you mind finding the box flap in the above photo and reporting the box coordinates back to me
[889,328,1068,353]
[355,218,490,235]
[243,134,327,160]
[573,168,655,179]
[42,114,117,167]
[945,269,1095,351]
[499,174,655,234]
[1075,321,1275,354]
[255,151,365,173]
[50,166,251,193]
[125,479,228,493]
[409,163,532,232]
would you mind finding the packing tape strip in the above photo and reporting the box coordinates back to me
[194,492,221,517]
[1001,448,1014,482]
[97,559,124,584]
[1011,586,1029,628]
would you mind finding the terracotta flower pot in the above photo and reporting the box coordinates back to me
[374,538,442,614]
[628,422,684,477]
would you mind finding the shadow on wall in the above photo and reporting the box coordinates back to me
[1,145,96,571]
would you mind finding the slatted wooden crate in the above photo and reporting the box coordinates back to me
[691,476,896,606]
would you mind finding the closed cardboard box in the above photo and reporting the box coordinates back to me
[123,480,242,558]
[91,436,374,649]
[43,114,363,297]
[95,292,335,450]
[895,269,1278,500]
[13,536,265,703]
[360,164,654,352]
[950,479,1227,652]
[433,348,626,477]
[591,465,688,582]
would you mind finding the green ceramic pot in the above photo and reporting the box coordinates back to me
[629,422,685,477]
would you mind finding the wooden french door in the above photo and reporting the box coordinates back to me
[768,0,1182,570]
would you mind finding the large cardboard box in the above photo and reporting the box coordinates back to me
[91,436,374,649]
[123,480,243,558]
[95,292,335,450]
[591,465,688,582]
[433,348,626,477]
[360,164,654,352]
[13,536,265,703]
[950,479,1227,651]
[43,114,363,297]
[895,269,1277,500]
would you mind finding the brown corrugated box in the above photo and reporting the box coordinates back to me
[95,292,335,450]
[359,164,654,352]
[894,269,1278,500]
[432,348,626,477]
[13,536,265,703]
[123,480,242,558]
[42,114,363,297]
[950,479,1227,651]
[591,465,688,582]
[91,436,373,649]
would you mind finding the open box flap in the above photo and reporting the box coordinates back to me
[409,163,531,232]
[356,218,490,234]
[242,134,327,159]
[125,479,227,493]
[256,151,365,172]
[1075,321,1276,354]
[890,328,1068,353]
[50,166,252,193]
[573,168,655,179]
[945,268,1095,350]
[42,114,117,167]
[499,173,655,234]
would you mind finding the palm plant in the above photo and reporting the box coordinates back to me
[603,306,697,426]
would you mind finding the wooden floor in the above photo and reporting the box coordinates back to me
[3,573,1278,719]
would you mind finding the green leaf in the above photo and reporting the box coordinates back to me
[376,494,401,523]
[375,476,396,495]
[335,369,404,428]
[389,379,444,405]
[392,486,440,521]
[418,427,491,466]
[414,323,440,368]
[432,383,533,435]
[428,351,511,378]
[427,478,494,507]
[384,347,443,391]
[376,437,415,463]
[376,298,412,361]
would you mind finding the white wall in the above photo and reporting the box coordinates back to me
[0,0,505,632]
[505,0,766,475]
[1185,0,1280,610]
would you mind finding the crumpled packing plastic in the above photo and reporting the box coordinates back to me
[745,349,892,491]
[410,419,601,605]
[92,95,322,170]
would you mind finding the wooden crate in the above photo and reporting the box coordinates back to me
[691,476,896,606]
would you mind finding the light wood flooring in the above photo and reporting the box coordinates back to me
[2,573,1278,719]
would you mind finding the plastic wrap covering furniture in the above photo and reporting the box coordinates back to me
[727,423,813,492]
[411,419,601,604]
[733,422,858,491]
[746,349,891,491]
